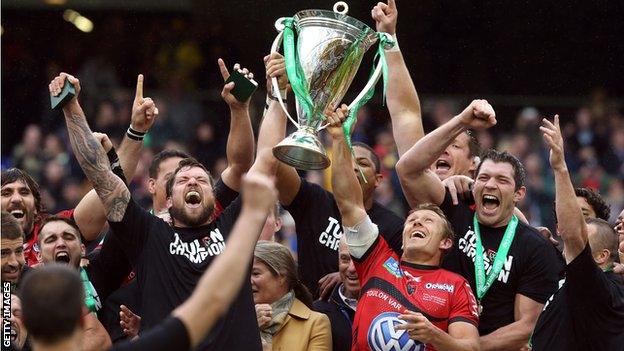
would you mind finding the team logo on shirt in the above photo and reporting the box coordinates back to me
[368,312,424,351]
[318,216,342,251]
[169,229,226,264]
[383,257,402,278]
[458,228,514,284]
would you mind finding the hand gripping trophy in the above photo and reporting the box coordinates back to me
[269,1,395,170]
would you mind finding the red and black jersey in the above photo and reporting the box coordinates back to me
[352,236,479,351]
[25,208,75,267]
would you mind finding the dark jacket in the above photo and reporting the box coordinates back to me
[312,283,356,351]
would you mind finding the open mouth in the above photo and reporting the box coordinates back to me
[345,274,359,283]
[10,324,18,341]
[410,230,427,239]
[185,191,202,207]
[9,209,24,219]
[482,194,500,211]
[435,159,451,171]
[55,251,71,264]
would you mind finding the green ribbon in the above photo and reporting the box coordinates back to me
[473,214,518,304]
[282,17,315,125]
[81,267,100,313]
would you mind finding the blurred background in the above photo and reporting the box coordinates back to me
[2,0,623,244]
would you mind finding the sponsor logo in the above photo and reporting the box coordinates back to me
[457,228,514,284]
[383,257,402,278]
[169,229,226,264]
[318,216,342,251]
[424,283,455,293]
[367,312,424,351]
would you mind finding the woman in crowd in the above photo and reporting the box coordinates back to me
[252,241,332,351]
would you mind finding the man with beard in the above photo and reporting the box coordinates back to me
[396,100,562,350]
[1,211,26,289]
[52,60,278,349]
[312,237,361,351]
[2,74,157,266]
[530,116,624,350]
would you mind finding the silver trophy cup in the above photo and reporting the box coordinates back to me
[270,2,392,170]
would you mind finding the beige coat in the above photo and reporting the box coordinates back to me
[272,298,333,351]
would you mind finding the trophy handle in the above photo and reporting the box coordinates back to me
[270,18,300,129]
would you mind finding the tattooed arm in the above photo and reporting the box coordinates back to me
[49,73,130,222]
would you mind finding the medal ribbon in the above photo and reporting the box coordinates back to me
[473,214,518,302]
[80,267,99,313]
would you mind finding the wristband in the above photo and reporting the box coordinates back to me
[385,33,400,53]
[126,125,146,141]
[106,147,120,168]
[268,94,287,104]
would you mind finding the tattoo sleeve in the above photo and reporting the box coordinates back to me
[64,106,130,222]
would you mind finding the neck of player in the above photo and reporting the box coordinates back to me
[477,206,515,228]
[401,250,441,267]
[32,330,81,351]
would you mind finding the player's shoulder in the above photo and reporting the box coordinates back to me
[436,267,473,287]
[515,221,552,247]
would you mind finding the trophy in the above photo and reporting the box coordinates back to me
[270,2,394,170]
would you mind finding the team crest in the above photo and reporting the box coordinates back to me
[368,312,424,351]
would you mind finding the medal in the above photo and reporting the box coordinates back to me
[473,214,518,315]
[477,301,483,316]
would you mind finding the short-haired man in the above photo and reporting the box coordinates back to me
[328,106,480,351]
[20,172,277,351]
[54,60,275,349]
[530,116,624,350]
[396,100,563,350]
[574,187,611,221]
[313,237,360,351]
[1,211,26,289]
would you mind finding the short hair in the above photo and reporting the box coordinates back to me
[586,217,619,263]
[575,187,611,221]
[38,216,82,245]
[1,168,44,214]
[352,142,381,174]
[165,158,214,198]
[254,241,313,308]
[409,203,455,243]
[1,211,24,241]
[21,264,84,344]
[464,130,481,158]
[149,149,191,178]
[476,149,526,190]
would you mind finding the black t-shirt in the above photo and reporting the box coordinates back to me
[109,316,190,351]
[531,244,624,351]
[108,196,261,350]
[284,178,404,297]
[439,191,563,335]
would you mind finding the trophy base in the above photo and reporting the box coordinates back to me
[273,130,330,170]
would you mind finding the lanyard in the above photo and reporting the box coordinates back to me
[473,214,518,302]
[80,268,99,313]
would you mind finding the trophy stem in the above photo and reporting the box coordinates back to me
[272,128,330,170]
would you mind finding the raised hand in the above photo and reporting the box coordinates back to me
[325,104,349,139]
[241,172,278,214]
[219,58,255,109]
[131,74,159,133]
[442,175,474,205]
[264,52,289,94]
[457,99,497,130]
[49,72,81,107]
[372,0,398,35]
[92,132,113,153]
[540,115,565,171]
[396,310,442,343]
[318,272,341,301]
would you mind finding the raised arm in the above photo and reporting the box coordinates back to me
[541,115,586,262]
[217,59,255,191]
[50,73,130,222]
[327,105,366,227]
[396,100,496,207]
[74,75,158,240]
[372,0,424,156]
[172,172,277,349]
[82,311,113,351]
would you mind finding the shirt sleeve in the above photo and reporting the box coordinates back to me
[567,244,615,307]
[211,178,239,220]
[107,198,155,265]
[108,316,190,351]
[449,279,480,327]
[87,231,133,302]
[516,232,563,304]
[350,220,395,286]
